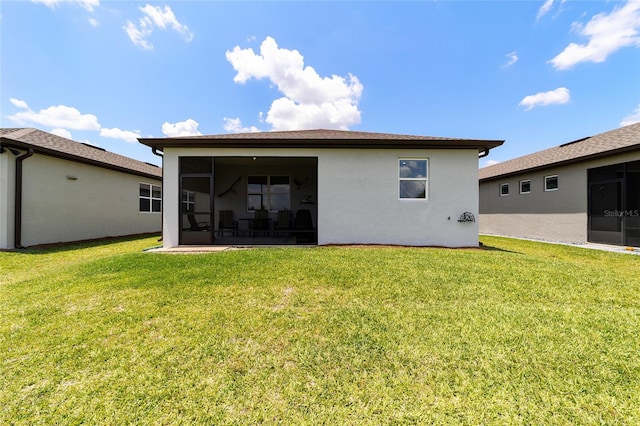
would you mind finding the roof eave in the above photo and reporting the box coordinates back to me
[0,137,162,180]
[138,137,505,153]
[479,144,640,182]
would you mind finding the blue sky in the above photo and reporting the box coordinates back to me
[1,0,639,167]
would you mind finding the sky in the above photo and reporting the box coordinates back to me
[1,0,639,167]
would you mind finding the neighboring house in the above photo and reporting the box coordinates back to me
[138,129,503,248]
[479,123,640,247]
[0,128,163,249]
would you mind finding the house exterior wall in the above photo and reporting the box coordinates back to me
[15,154,161,247]
[479,150,640,244]
[162,147,480,247]
[318,149,479,246]
[0,150,16,249]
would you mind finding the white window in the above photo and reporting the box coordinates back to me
[247,176,290,211]
[520,180,531,194]
[500,183,509,196]
[399,159,428,199]
[140,183,161,213]
[545,175,558,191]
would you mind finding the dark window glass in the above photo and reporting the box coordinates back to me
[139,183,150,197]
[400,180,426,199]
[399,159,428,199]
[248,194,264,211]
[545,176,558,191]
[247,176,290,210]
[399,160,427,178]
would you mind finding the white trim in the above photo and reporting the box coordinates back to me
[544,175,559,192]
[519,179,531,194]
[499,182,509,196]
[140,182,162,213]
[398,158,429,200]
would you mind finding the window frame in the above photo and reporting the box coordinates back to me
[247,175,291,212]
[398,158,429,200]
[544,175,559,192]
[519,180,531,194]
[139,182,162,213]
[499,183,509,196]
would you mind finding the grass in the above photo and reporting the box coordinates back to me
[1,235,639,424]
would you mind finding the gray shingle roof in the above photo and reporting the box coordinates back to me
[139,128,504,152]
[479,123,640,181]
[1,128,162,179]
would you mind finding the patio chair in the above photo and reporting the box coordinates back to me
[273,209,293,237]
[187,214,210,231]
[294,209,316,243]
[250,209,270,237]
[218,210,238,237]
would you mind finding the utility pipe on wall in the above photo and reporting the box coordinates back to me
[14,148,34,249]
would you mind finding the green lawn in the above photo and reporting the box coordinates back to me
[1,236,639,424]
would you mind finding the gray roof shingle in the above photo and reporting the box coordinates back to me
[1,128,162,179]
[479,123,640,181]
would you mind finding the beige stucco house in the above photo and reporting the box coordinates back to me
[1,128,162,249]
[479,123,640,247]
[139,129,503,248]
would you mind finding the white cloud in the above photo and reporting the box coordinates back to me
[519,87,570,110]
[537,0,555,20]
[226,36,363,131]
[124,18,153,50]
[549,0,640,70]
[503,51,518,67]
[125,4,193,50]
[8,98,101,130]
[31,0,100,12]
[9,98,29,110]
[140,4,193,41]
[162,119,202,137]
[88,17,99,27]
[482,159,501,168]
[266,97,362,131]
[621,104,640,126]
[99,127,142,143]
[7,97,148,145]
[50,128,72,139]
[223,118,260,134]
